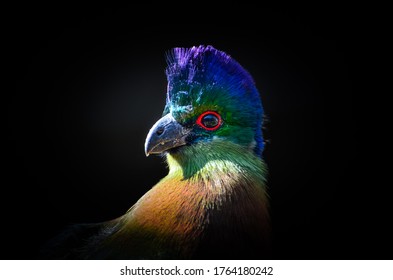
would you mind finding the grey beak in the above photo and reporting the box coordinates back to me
[144,113,190,156]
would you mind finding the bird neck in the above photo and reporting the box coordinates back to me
[166,140,267,183]
[103,141,269,259]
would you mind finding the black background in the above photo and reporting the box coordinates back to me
[7,6,373,260]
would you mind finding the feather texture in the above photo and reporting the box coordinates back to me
[82,141,270,259]
[164,45,264,156]
[42,45,270,259]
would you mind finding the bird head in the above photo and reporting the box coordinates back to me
[145,45,264,161]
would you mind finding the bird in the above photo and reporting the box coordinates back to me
[41,45,271,259]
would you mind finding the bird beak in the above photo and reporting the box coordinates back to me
[144,113,190,156]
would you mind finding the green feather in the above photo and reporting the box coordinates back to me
[43,46,270,260]
[84,141,270,259]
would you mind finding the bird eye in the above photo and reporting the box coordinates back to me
[196,111,222,131]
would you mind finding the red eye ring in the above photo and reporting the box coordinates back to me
[196,111,222,131]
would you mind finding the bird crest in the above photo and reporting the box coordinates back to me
[164,45,265,155]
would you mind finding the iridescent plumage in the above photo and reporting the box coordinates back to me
[43,45,270,259]
[164,45,265,156]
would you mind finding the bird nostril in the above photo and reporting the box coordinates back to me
[156,127,164,136]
